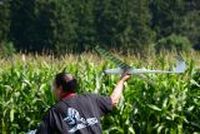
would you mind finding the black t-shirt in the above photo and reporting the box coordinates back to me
[36,94,113,134]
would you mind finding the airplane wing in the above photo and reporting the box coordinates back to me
[104,68,124,74]
[104,60,186,74]
[129,60,186,74]
[95,45,186,75]
[95,46,131,69]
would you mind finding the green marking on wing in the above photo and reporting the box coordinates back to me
[95,46,131,69]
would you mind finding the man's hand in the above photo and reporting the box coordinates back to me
[110,74,131,106]
[120,74,131,82]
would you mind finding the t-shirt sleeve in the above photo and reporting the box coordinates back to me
[91,94,113,116]
[36,108,65,134]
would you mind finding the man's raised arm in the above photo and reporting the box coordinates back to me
[110,75,131,106]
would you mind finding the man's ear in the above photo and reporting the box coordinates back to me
[58,85,63,92]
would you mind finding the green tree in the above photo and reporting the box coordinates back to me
[35,0,78,54]
[155,34,192,52]
[72,0,96,52]
[35,0,97,53]
[0,0,10,41]
[181,1,200,49]
[10,0,36,52]
[186,0,200,11]
[150,0,186,38]
[95,0,155,52]
[0,0,15,57]
[180,11,200,48]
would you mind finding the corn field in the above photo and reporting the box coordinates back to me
[0,52,200,134]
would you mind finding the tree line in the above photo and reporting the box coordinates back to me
[0,0,200,54]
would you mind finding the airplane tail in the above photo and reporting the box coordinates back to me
[175,59,186,73]
[95,45,131,69]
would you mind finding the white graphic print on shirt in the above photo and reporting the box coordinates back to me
[63,107,98,133]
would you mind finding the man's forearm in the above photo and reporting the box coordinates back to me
[110,79,125,106]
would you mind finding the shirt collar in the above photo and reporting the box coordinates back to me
[61,91,76,100]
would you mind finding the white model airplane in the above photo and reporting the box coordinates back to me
[95,46,186,75]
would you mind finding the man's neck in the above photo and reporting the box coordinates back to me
[61,91,76,100]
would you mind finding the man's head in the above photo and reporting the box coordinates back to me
[52,72,77,100]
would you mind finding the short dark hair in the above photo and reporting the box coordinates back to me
[55,72,77,92]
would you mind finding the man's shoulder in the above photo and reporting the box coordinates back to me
[46,104,60,114]
[48,93,101,112]
[78,93,110,101]
[51,94,92,110]
[47,101,67,115]
[80,93,99,98]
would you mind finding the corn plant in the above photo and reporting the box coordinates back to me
[0,52,199,134]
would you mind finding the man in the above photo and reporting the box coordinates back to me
[36,71,130,134]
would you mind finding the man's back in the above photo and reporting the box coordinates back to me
[36,94,113,134]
